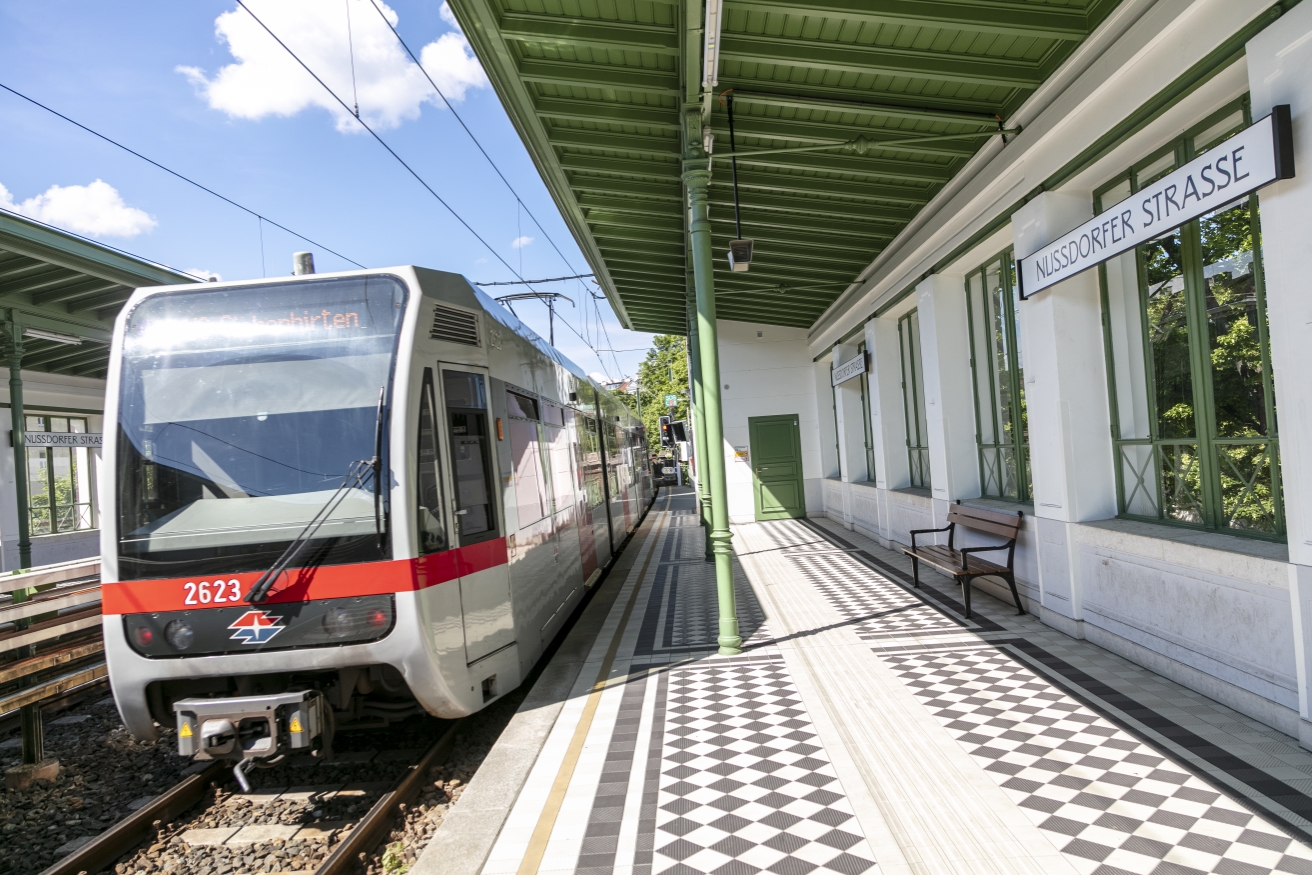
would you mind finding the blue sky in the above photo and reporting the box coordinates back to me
[0,0,655,381]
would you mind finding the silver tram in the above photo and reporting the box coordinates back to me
[100,267,652,777]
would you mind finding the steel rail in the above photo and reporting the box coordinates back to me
[313,720,462,875]
[36,761,229,875]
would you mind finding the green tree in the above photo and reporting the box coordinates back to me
[627,335,690,455]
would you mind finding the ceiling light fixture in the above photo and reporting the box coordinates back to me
[702,0,724,88]
[22,328,83,346]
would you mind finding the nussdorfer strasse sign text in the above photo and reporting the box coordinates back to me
[1017,106,1295,299]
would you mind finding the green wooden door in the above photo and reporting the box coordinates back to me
[748,414,805,521]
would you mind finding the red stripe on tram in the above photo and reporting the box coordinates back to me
[101,538,509,614]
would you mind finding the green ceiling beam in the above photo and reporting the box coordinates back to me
[723,88,1010,127]
[535,97,681,131]
[725,0,1089,40]
[582,194,687,214]
[552,124,965,183]
[568,176,681,200]
[724,114,979,159]
[724,156,939,200]
[592,225,685,246]
[717,75,1013,117]
[720,34,1044,88]
[707,191,916,225]
[550,127,681,157]
[558,153,681,181]
[28,278,122,306]
[519,59,680,95]
[587,211,682,233]
[66,289,131,314]
[501,13,680,55]
[718,169,939,204]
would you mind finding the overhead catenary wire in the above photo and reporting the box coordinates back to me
[0,81,365,269]
[474,273,594,286]
[235,0,524,282]
[364,0,582,276]
[236,2,627,378]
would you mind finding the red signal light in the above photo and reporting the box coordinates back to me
[367,609,388,628]
[133,626,154,647]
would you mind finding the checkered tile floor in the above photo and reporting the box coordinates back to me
[886,646,1312,874]
[655,657,877,875]
[787,551,968,641]
[476,495,1312,875]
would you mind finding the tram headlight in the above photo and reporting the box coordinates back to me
[165,620,194,651]
[323,607,357,639]
[132,625,154,648]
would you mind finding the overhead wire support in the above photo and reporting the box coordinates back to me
[474,273,595,286]
[234,0,523,281]
[0,82,365,269]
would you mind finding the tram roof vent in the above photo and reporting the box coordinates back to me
[431,305,480,346]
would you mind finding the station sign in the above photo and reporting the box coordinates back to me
[1017,106,1295,299]
[25,432,103,448]
[831,352,868,386]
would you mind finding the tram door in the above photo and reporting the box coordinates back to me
[440,367,515,665]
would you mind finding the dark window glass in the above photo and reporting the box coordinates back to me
[506,391,538,420]
[444,370,497,544]
[416,369,447,554]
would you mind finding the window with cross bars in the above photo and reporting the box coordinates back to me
[1098,100,1283,540]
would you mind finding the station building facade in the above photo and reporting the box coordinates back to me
[702,1,1312,746]
[0,211,196,573]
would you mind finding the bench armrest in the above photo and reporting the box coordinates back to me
[958,542,1013,570]
[908,524,951,552]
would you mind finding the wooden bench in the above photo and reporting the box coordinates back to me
[902,501,1024,619]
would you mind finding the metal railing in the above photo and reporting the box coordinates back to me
[0,557,103,766]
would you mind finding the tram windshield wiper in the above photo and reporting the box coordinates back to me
[245,389,387,605]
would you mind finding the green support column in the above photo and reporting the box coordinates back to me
[682,163,741,656]
[6,322,40,766]
[7,323,29,571]
[685,283,712,558]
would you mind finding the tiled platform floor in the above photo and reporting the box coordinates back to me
[473,489,1312,875]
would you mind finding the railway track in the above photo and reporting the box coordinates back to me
[37,721,462,875]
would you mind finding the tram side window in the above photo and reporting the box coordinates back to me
[443,370,497,544]
[416,369,447,554]
[508,419,548,527]
[580,416,605,509]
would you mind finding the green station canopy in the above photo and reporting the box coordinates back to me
[451,0,1121,334]
[0,211,196,378]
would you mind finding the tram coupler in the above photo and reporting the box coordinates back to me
[173,691,325,774]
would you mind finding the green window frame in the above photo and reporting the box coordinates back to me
[897,310,931,489]
[26,415,97,536]
[1098,99,1283,539]
[858,341,876,481]
[965,250,1031,502]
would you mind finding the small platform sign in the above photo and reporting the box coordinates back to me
[25,432,102,448]
[664,393,679,407]
[831,352,868,386]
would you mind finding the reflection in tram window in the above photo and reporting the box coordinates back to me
[443,370,497,544]
[505,390,538,420]
[416,369,447,554]
[509,419,548,526]
[114,275,406,579]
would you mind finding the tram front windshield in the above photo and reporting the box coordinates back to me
[116,275,407,579]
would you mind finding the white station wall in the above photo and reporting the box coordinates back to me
[714,321,825,524]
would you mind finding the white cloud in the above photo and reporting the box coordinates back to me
[179,0,488,133]
[0,180,156,238]
[511,236,534,249]
[186,269,223,281]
